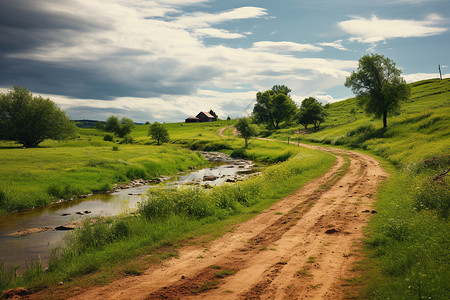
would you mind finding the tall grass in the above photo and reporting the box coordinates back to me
[364,169,449,299]
[0,146,335,292]
[0,144,206,215]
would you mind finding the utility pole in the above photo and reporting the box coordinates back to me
[438,65,442,80]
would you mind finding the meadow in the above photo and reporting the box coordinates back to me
[0,139,206,216]
[259,78,450,299]
[0,136,335,292]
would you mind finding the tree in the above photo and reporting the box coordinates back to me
[118,117,134,138]
[105,116,121,134]
[235,118,259,148]
[148,122,169,145]
[345,54,410,128]
[209,110,218,120]
[94,121,105,131]
[297,97,327,130]
[105,116,135,137]
[0,86,77,147]
[252,85,297,129]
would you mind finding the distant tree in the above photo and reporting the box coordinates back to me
[226,116,231,121]
[148,122,169,145]
[94,121,105,131]
[105,116,135,137]
[345,54,410,128]
[209,110,218,120]
[0,86,77,147]
[252,85,297,129]
[145,121,150,125]
[105,116,121,134]
[235,118,259,148]
[297,97,327,130]
[118,117,134,138]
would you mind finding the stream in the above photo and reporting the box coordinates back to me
[0,152,260,271]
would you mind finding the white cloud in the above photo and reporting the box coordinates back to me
[317,40,348,51]
[194,28,245,39]
[339,14,447,45]
[174,6,268,28]
[252,41,323,53]
[403,72,450,82]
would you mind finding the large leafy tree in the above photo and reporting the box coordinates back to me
[345,54,410,128]
[235,118,259,148]
[252,85,297,129]
[148,122,169,145]
[0,86,77,147]
[297,97,327,130]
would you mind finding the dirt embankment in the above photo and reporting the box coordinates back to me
[57,139,386,300]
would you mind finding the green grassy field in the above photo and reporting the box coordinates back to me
[0,136,335,292]
[258,78,450,299]
[0,141,206,215]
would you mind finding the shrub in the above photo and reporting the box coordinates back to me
[47,184,83,199]
[230,148,246,158]
[120,135,134,144]
[347,124,374,136]
[103,134,114,142]
[125,165,147,179]
[414,179,449,218]
[112,145,119,151]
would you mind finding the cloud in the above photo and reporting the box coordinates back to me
[252,41,323,53]
[403,72,450,82]
[317,40,348,51]
[174,6,268,28]
[339,14,447,45]
[0,0,359,122]
[194,28,245,39]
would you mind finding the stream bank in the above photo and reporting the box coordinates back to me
[0,152,260,271]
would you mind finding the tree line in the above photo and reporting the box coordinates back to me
[237,54,410,147]
[0,54,409,147]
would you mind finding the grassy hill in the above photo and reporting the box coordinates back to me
[261,78,450,299]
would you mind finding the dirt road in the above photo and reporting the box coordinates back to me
[67,136,387,300]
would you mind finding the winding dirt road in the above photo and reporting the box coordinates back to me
[66,132,386,300]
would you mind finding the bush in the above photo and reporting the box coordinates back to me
[230,148,246,158]
[103,134,114,142]
[120,135,134,144]
[414,179,449,218]
[125,165,147,179]
[112,145,119,151]
[47,184,83,199]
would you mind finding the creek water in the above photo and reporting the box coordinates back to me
[0,153,258,271]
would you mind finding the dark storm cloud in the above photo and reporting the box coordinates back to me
[0,1,221,100]
[0,1,110,55]
[0,56,219,99]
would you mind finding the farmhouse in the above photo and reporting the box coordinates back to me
[185,111,216,123]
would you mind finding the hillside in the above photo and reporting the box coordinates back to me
[263,78,450,299]
[270,78,449,169]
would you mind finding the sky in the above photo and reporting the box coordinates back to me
[0,0,449,122]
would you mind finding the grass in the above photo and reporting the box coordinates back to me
[254,78,450,299]
[0,135,335,293]
[0,142,206,215]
